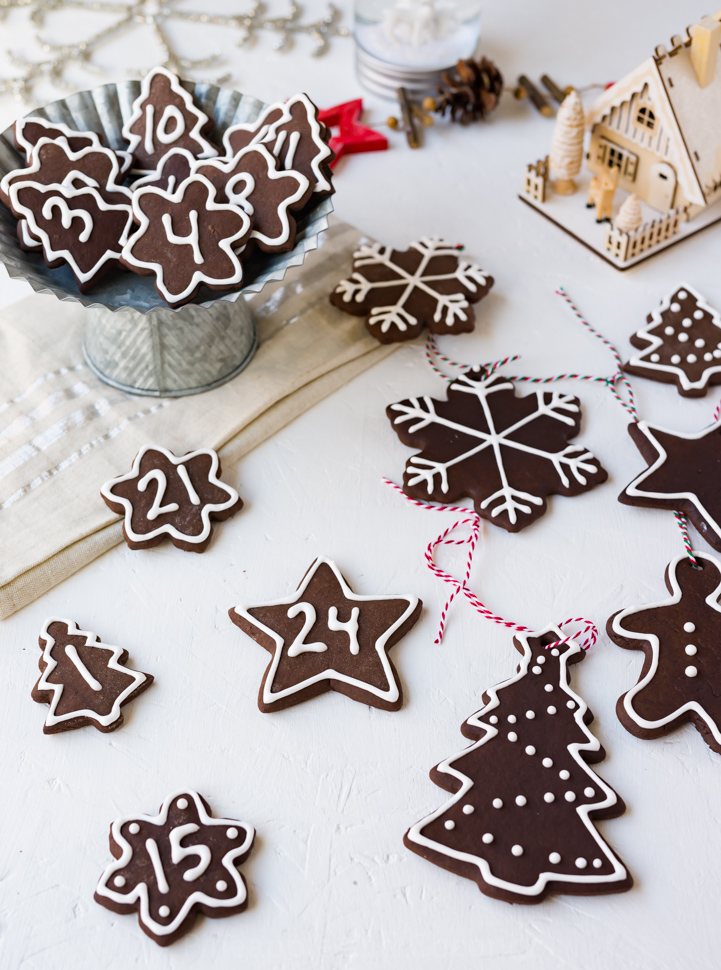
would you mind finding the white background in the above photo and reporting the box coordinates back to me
[1,1,720,968]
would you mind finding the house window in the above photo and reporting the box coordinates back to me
[636,105,655,130]
[597,137,639,180]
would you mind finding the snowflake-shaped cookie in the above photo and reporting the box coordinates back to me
[330,237,493,343]
[387,371,607,531]
[624,284,721,397]
[95,790,255,946]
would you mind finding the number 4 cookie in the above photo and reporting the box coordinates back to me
[100,445,242,553]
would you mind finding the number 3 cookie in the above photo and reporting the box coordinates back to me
[100,445,242,553]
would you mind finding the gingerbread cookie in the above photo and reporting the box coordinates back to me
[14,115,133,175]
[121,175,251,307]
[95,790,255,946]
[122,65,218,174]
[330,237,494,343]
[8,181,133,291]
[229,557,422,712]
[100,444,242,552]
[619,419,721,551]
[194,144,311,253]
[624,284,721,398]
[17,218,42,251]
[31,618,152,734]
[387,371,607,531]
[404,627,632,903]
[131,146,195,194]
[608,552,721,753]
[221,102,286,157]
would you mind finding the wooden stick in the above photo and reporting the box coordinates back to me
[397,86,419,149]
[517,75,552,116]
[541,74,567,104]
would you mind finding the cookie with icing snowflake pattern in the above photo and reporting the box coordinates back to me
[229,557,422,712]
[14,115,133,174]
[194,144,312,253]
[624,284,721,397]
[608,551,721,753]
[331,237,493,343]
[122,65,218,174]
[121,175,251,307]
[94,790,255,946]
[32,618,152,734]
[101,444,242,552]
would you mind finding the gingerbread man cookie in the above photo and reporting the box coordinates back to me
[122,65,218,174]
[229,557,422,712]
[100,444,242,552]
[121,175,251,307]
[608,551,721,754]
[95,790,255,946]
[31,618,152,734]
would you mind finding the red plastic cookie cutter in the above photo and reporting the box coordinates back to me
[318,99,388,166]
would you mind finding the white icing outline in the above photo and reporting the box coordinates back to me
[221,100,289,158]
[36,617,148,729]
[95,789,254,939]
[131,147,197,193]
[192,144,309,250]
[14,115,133,176]
[18,219,41,249]
[100,444,240,546]
[121,66,218,174]
[8,180,133,285]
[122,175,250,305]
[623,419,721,546]
[231,557,419,706]
[627,283,721,394]
[405,626,629,897]
[42,195,93,242]
[0,135,132,202]
[612,550,721,743]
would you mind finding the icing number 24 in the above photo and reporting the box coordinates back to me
[138,465,200,521]
[286,602,360,657]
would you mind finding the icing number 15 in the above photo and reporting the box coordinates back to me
[138,464,201,521]
[286,603,361,657]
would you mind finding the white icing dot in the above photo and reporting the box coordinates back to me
[532,665,542,675]
[511,844,524,857]
[508,732,518,742]
[684,622,696,633]
[551,648,560,657]
[526,711,535,719]
[694,309,704,319]
[547,706,557,714]
[114,875,126,888]
[227,827,239,839]
[159,905,170,917]
[678,290,688,299]
[507,715,517,724]
[687,354,697,363]
[685,644,697,656]
[705,353,714,361]
[216,880,228,892]
[650,353,660,362]
[128,823,140,835]
[664,326,675,335]
[489,715,498,724]
[565,791,576,802]
[671,354,681,363]
[559,769,570,780]
[715,350,721,359]
[544,792,555,803]
[566,700,575,709]
[670,302,681,312]
[593,858,603,869]
[575,858,588,869]
[515,795,527,807]
[685,665,698,678]
[544,684,553,692]
[444,820,455,830]
[493,798,503,809]
[482,832,494,844]
[695,338,706,348]
[176,798,188,810]
[536,655,546,664]
[525,745,536,756]
[678,332,689,343]
[682,317,693,327]
[542,758,553,767]
[462,804,474,815]
[549,852,561,864]
[584,787,595,797]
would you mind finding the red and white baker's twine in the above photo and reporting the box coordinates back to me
[383,479,598,651]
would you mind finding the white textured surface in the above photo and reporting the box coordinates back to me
[2,1,721,967]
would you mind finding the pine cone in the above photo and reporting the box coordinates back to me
[430,57,504,125]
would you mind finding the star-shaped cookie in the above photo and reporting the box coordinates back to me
[228,558,422,712]
[619,419,721,551]
[607,551,721,753]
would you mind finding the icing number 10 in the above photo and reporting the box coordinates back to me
[145,104,186,156]
[138,464,201,521]
[286,602,361,657]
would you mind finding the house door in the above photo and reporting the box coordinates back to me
[647,162,677,212]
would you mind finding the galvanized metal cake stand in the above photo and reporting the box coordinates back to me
[0,80,333,397]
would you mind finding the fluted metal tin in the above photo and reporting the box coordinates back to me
[0,80,333,396]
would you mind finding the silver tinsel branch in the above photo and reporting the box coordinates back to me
[0,0,350,101]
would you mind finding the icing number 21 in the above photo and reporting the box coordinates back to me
[138,464,201,521]
[286,602,361,657]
